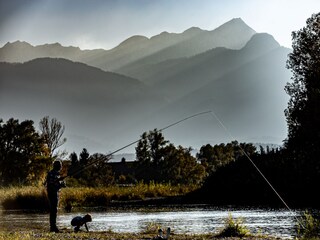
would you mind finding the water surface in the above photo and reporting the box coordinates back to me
[0,205,306,239]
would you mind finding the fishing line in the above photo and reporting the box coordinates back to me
[67,111,212,178]
[209,109,304,228]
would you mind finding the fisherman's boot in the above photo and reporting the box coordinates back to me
[49,212,60,232]
[50,225,60,233]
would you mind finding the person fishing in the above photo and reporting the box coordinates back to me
[45,160,66,233]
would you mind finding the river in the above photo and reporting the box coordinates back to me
[0,205,311,239]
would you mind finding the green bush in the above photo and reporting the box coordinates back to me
[215,213,250,238]
[296,211,320,239]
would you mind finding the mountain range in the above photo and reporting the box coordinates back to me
[0,18,291,155]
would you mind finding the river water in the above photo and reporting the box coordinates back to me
[0,205,310,239]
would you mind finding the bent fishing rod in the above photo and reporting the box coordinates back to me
[66,111,212,178]
[209,109,304,228]
[64,108,304,226]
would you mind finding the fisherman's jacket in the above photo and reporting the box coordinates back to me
[46,170,63,192]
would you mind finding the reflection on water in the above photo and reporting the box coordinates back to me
[0,205,306,239]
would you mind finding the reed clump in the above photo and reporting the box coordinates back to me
[0,183,197,210]
[0,186,48,211]
[215,213,250,238]
[296,211,320,239]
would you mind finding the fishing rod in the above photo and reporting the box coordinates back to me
[65,108,304,226]
[209,109,304,228]
[66,111,212,178]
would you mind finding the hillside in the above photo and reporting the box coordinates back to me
[0,18,292,154]
[0,58,164,153]
[0,18,255,72]
[123,33,292,148]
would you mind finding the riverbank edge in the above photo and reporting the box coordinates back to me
[0,229,286,240]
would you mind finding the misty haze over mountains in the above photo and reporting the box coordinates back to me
[0,18,291,155]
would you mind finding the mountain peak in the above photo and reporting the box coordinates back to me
[223,17,247,26]
[150,31,176,40]
[45,42,62,47]
[3,40,33,49]
[244,33,280,50]
[117,35,149,48]
[214,17,256,34]
[183,27,203,34]
[229,17,246,24]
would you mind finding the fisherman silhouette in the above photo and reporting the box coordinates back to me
[45,160,66,233]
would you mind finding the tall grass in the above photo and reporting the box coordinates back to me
[215,213,250,238]
[0,182,197,210]
[296,211,320,239]
[0,186,48,211]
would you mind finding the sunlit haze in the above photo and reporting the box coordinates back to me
[0,0,319,50]
[1,0,319,154]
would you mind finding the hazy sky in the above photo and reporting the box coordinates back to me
[0,0,319,50]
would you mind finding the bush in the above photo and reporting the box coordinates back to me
[296,211,320,239]
[215,213,250,238]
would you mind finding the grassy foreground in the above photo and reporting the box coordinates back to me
[0,230,283,240]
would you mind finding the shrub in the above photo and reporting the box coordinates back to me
[142,222,162,234]
[215,213,250,238]
[296,211,320,239]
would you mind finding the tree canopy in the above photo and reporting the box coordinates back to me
[39,116,67,158]
[135,129,205,184]
[285,12,320,152]
[0,118,52,185]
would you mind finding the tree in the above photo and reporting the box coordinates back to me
[86,153,114,187]
[162,145,206,185]
[79,148,90,166]
[282,13,320,204]
[70,152,78,165]
[197,141,256,176]
[39,116,67,158]
[67,151,114,187]
[135,132,151,165]
[148,129,168,165]
[135,130,205,184]
[0,118,51,185]
[285,12,320,152]
[67,152,80,178]
[136,129,168,165]
[135,129,168,182]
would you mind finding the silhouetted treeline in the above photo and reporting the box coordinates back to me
[189,147,320,207]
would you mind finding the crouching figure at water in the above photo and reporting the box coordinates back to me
[71,214,92,232]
